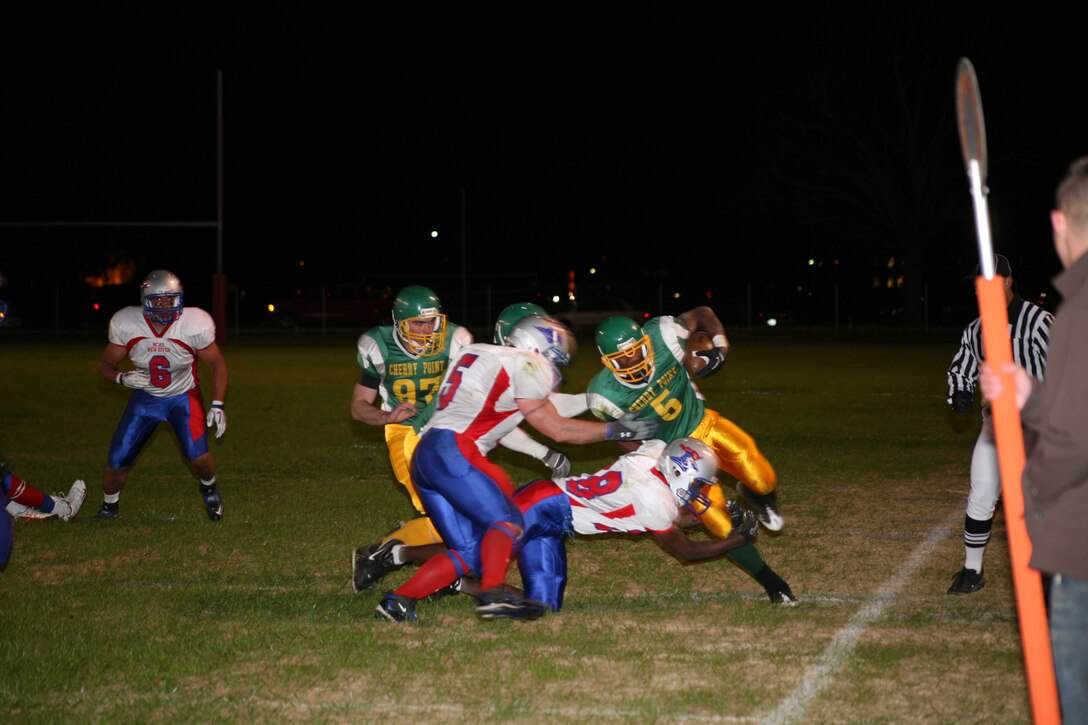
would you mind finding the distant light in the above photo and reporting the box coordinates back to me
[93,303,100,311]
[589,267,597,275]
[267,304,275,313]
[808,259,815,266]
[767,318,778,327]
[431,230,438,238]
[298,260,305,267]
[551,295,561,304]
[672,292,680,299]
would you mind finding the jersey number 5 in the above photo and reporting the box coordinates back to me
[437,353,478,410]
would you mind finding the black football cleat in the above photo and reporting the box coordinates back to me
[374,591,418,622]
[475,588,547,621]
[352,539,406,592]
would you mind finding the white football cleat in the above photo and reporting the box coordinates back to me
[56,479,87,521]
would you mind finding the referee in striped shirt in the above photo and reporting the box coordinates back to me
[946,253,1053,594]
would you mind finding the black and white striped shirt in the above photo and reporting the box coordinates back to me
[947,295,1053,402]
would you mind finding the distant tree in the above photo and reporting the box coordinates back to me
[737,16,981,325]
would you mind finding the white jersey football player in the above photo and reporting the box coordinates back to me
[374,315,659,623]
[94,269,229,521]
[515,437,761,610]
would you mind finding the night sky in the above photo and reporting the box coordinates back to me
[2,9,1084,329]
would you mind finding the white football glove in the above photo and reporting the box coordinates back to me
[117,370,151,389]
[206,401,227,439]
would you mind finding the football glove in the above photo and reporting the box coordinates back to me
[949,389,973,415]
[117,370,151,389]
[605,411,659,442]
[206,401,227,438]
[693,348,726,379]
[542,449,571,478]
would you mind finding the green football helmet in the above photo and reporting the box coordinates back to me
[392,285,447,356]
[595,315,654,387]
[494,302,548,345]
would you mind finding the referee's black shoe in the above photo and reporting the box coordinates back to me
[948,567,985,595]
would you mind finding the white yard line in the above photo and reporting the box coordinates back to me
[762,509,962,725]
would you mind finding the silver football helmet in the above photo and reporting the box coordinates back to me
[140,269,184,325]
[658,437,719,517]
[505,315,576,368]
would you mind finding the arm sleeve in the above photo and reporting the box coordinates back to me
[947,320,980,398]
[550,392,588,417]
[1028,310,1054,381]
[498,427,550,460]
[585,391,626,421]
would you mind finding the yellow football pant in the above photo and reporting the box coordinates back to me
[690,409,777,496]
[382,423,442,546]
[686,408,778,538]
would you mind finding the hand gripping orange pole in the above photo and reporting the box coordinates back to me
[976,274,1060,724]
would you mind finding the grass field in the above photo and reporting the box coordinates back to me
[0,332,1031,723]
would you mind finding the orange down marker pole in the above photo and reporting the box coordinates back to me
[975,273,1060,724]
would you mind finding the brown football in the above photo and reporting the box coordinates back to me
[685,331,714,376]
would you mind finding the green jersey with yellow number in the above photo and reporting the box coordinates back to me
[585,315,706,438]
[356,323,473,414]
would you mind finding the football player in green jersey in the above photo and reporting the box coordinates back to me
[585,307,795,604]
[351,285,467,550]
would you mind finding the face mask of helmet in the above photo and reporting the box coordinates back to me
[140,270,184,325]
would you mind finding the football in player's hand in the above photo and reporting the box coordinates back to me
[685,331,714,376]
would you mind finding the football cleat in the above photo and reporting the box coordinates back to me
[374,591,418,622]
[51,480,87,521]
[425,577,462,603]
[769,586,799,606]
[475,587,547,621]
[737,483,784,532]
[200,483,224,522]
[948,567,985,595]
[352,539,406,592]
[95,501,120,519]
